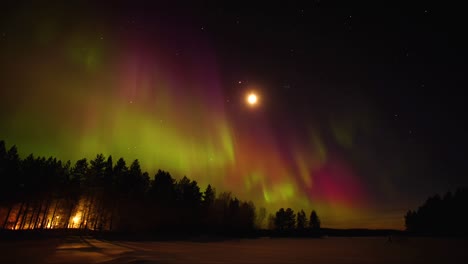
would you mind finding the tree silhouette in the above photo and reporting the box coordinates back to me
[273,208,296,230]
[201,184,215,230]
[129,159,149,196]
[202,184,215,207]
[151,170,176,203]
[284,208,296,230]
[309,210,321,230]
[174,176,202,230]
[176,176,201,206]
[1,144,21,229]
[274,208,286,230]
[296,209,307,230]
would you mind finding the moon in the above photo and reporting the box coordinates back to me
[247,93,258,105]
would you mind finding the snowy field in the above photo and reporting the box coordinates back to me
[1,236,467,263]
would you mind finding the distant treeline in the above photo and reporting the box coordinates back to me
[0,140,323,237]
[405,188,468,236]
[265,208,322,237]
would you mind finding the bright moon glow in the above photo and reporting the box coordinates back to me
[247,93,258,105]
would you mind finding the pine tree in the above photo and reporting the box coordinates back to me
[309,210,321,230]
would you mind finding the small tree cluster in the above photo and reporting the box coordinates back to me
[272,208,321,232]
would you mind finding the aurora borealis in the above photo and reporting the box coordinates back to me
[1,2,467,230]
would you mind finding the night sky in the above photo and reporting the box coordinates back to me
[1,1,467,229]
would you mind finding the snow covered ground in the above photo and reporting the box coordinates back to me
[1,236,467,263]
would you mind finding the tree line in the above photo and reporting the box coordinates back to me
[0,140,324,237]
[265,208,321,236]
[271,208,320,230]
[405,188,468,236]
[0,140,256,235]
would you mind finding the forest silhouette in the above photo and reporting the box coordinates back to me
[405,188,468,236]
[0,140,323,237]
